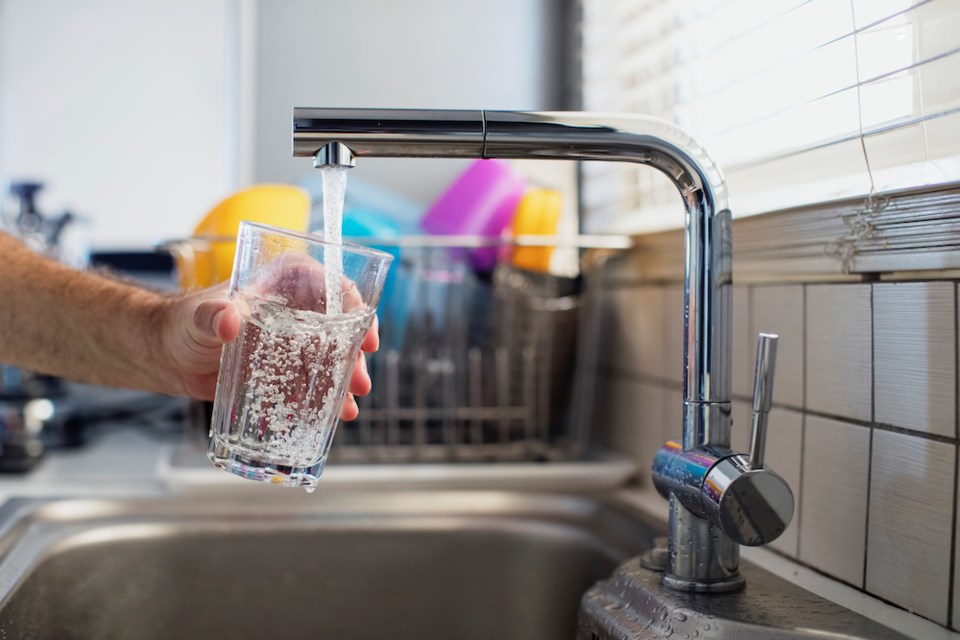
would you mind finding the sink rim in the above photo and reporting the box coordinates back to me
[0,489,661,640]
[0,490,919,640]
[0,489,663,529]
[0,489,664,605]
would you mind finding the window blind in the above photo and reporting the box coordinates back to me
[580,0,960,234]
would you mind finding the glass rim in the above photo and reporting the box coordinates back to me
[239,220,395,262]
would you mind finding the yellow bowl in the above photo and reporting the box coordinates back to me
[183,185,310,289]
[193,184,310,237]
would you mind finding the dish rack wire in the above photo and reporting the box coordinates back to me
[332,235,629,464]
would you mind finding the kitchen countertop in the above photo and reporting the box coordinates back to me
[0,421,639,502]
[0,425,171,502]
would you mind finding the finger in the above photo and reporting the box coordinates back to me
[185,374,218,402]
[250,254,323,310]
[348,353,371,397]
[212,304,242,343]
[340,393,359,421]
[190,300,237,347]
[361,315,380,352]
[254,254,370,317]
[341,278,364,312]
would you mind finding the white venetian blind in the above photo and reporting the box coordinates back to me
[580,0,960,233]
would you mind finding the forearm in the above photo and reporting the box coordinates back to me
[0,232,174,392]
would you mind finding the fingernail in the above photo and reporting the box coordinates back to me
[370,316,380,351]
[210,308,226,339]
[343,394,358,421]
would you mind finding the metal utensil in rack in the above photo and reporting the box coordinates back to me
[334,234,631,464]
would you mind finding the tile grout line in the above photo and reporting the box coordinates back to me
[796,284,807,560]
[862,283,875,590]
[602,361,960,442]
[601,360,960,443]
[869,421,958,443]
[746,284,753,450]
[763,543,956,629]
[948,282,959,629]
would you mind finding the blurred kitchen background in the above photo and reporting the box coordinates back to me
[0,0,575,248]
[2,1,960,636]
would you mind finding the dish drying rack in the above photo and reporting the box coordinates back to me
[332,235,630,464]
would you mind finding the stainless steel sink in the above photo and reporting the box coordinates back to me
[0,490,913,640]
[0,491,658,640]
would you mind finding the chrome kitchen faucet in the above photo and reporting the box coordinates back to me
[291,108,794,592]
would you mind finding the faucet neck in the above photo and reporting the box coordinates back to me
[294,108,733,446]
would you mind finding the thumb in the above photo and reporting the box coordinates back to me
[191,300,240,346]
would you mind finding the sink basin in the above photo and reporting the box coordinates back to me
[0,490,913,640]
[0,491,658,640]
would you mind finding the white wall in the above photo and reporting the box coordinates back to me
[0,0,236,249]
[0,0,560,249]
[254,0,560,208]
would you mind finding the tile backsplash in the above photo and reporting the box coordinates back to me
[593,268,960,630]
[866,429,955,624]
[806,284,873,422]
[873,282,956,438]
[799,415,871,589]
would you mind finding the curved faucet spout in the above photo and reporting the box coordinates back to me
[294,108,732,424]
[292,107,736,589]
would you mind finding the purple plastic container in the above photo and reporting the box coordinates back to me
[420,159,525,271]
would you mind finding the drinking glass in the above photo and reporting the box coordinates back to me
[207,221,393,489]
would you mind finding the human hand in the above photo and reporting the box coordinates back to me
[157,279,378,421]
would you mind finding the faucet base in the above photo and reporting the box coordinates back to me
[662,572,745,593]
[663,497,744,592]
[578,556,911,639]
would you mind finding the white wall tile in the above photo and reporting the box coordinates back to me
[662,388,684,446]
[766,408,804,557]
[591,373,676,489]
[630,387,684,490]
[598,285,663,377]
[662,285,685,385]
[752,286,804,409]
[800,415,871,587]
[593,375,659,479]
[595,288,620,371]
[873,282,955,438]
[731,400,753,453]
[591,373,621,445]
[639,385,682,486]
[613,286,665,378]
[866,430,955,626]
[636,286,667,379]
[806,284,873,422]
[732,286,753,399]
[955,462,960,633]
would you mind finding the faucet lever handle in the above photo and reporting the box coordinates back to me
[748,333,779,470]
